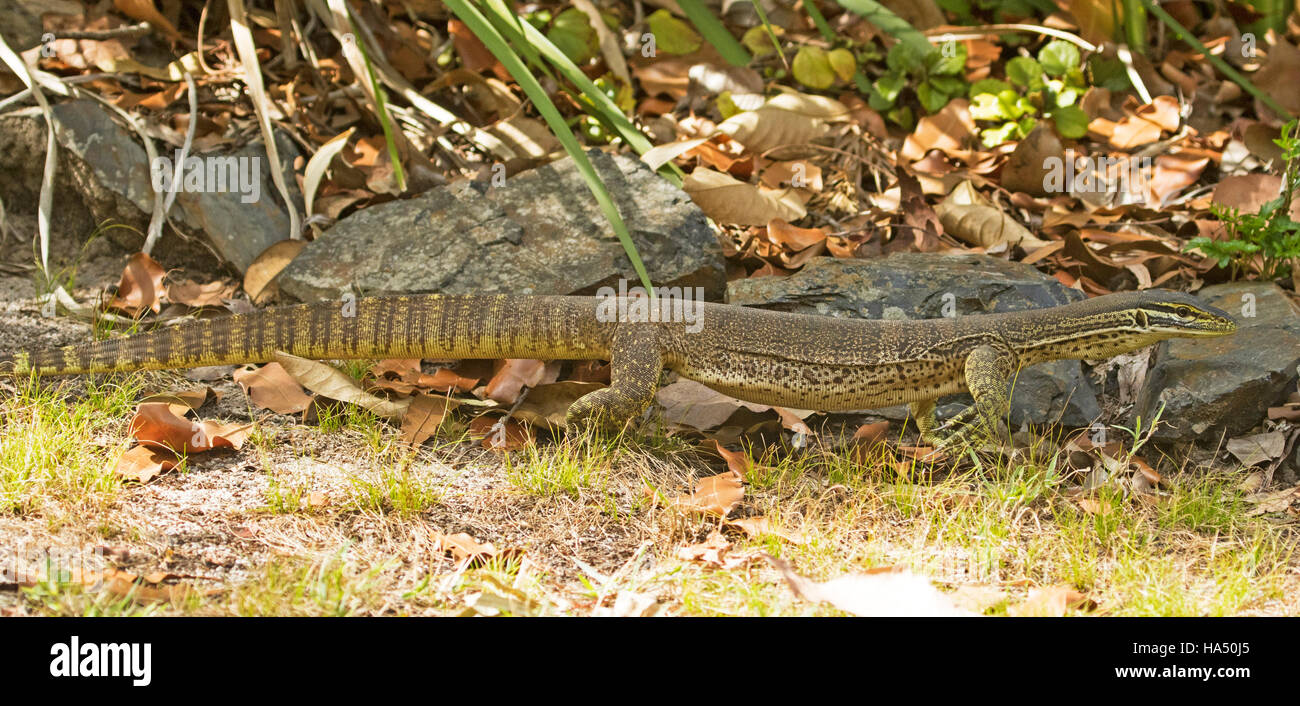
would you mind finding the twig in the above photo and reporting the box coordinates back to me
[51,22,152,41]
[923,24,1096,53]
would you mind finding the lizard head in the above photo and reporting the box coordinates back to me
[1126,290,1237,338]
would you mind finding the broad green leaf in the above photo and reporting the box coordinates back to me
[647,8,702,55]
[928,75,966,94]
[886,40,929,74]
[928,41,968,76]
[887,104,914,129]
[1050,105,1089,138]
[997,89,1031,119]
[1006,57,1044,90]
[969,78,1011,98]
[828,48,857,82]
[872,73,906,103]
[1086,55,1131,92]
[1038,39,1081,77]
[792,46,836,89]
[970,93,1006,121]
[742,26,775,56]
[547,8,597,63]
[917,81,951,113]
[981,121,1021,147]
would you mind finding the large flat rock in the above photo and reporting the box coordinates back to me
[0,98,299,272]
[726,254,1102,428]
[1136,282,1300,442]
[277,151,725,301]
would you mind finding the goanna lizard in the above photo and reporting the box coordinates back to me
[0,290,1236,445]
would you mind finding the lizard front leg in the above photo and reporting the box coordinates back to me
[930,343,1017,449]
[565,324,663,433]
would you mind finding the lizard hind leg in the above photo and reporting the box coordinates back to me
[564,324,663,434]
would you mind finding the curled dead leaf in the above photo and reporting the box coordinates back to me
[243,240,306,304]
[109,252,167,316]
[683,167,807,225]
[233,362,313,415]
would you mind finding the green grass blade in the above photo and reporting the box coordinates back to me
[748,0,787,66]
[1138,0,1293,121]
[444,0,656,295]
[347,15,406,191]
[675,0,752,66]
[834,0,931,54]
[478,0,682,184]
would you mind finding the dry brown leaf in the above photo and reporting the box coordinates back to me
[766,555,969,616]
[1244,486,1300,516]
[129,402,251,453]
[772,407,814,434]
[167,279,237,308]
[468,414,532,450]
[683,167,807,225]
[936,182,1048,249]
[114,444,179,484]
[712,440,755,479]
[900,99,976,163]
[674,471,744,517]
[435,531,515,567]
[655,378,770,431]
[1076,497,1114,515]
[511,381,605,429]
[1001,123,1065,196]
[852,421,891,447]
[1009,585,1096,616]
[677,530,762,569]
[447,18,503,77]
[1253,38,1300,122]
[108,252,166,316]
[715,91,849,154]
[140,386,214,411]
[726,516,807,544]
[1068,0,1118,46]
[400,394,458,448]
[275,352,409,419]
[1147,153,1209,206]
[485,359,547,404]
[766,218,827,251]
[100,569,200,606]
[233,363,313,415]
[1212,174,1300,218]
[243,240,307,304]
[1226,431,1286,468]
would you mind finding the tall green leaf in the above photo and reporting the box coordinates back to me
[443,0,655,295]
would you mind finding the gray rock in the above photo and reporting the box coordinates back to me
[1136,282,1300,443]
[0,98,299,272]
[277,151,724,301]
[726,254,1102,428]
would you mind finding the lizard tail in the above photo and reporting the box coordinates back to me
[1,294,610,376]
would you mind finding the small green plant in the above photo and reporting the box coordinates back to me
[969,39,1090,146]
[1185,120,1300,281]
[868,38,969,127]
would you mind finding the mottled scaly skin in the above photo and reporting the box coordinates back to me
[0,290,1236,443]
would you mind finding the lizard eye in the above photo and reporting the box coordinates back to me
[1175,306,1192,318]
